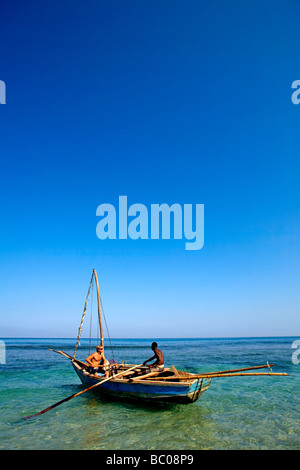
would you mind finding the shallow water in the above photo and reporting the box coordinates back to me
[0,337,299,450]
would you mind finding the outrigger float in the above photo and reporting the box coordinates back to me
[23,269,288,419]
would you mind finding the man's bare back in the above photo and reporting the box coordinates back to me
[143,342,164,371]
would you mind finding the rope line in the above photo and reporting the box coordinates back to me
[73,272,94,359]
[73,270,115,361]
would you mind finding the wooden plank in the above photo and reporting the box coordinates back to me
[197,363,275,376]
[149,371,288,381]
[48,349,89,369]
[171,365,180,377]
[119,367,145,378]
[128,368,171,382]
[148,363,277,380]
[130,371,163,382]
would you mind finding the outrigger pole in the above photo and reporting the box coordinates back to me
[73,269,104,359]
[23,363,144,420]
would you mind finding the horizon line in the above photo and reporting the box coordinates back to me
[1,335,298,340]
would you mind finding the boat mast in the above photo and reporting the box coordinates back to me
[93,269,104,348]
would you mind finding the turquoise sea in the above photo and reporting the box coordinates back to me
[0,337,299,450]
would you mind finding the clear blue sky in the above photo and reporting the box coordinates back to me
[0,0,300,338]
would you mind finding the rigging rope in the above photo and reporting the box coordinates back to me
[73,272,94,360]
[73,270,115,361]
[89,281,93,355]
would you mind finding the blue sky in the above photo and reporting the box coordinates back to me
[0,0,300,338]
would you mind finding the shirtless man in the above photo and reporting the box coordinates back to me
[143,342,164,372]
[85,345,110,377]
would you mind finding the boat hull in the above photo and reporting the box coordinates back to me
[72,363,211,404]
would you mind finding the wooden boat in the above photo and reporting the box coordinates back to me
[72,362,212,404]
[49,269,288,407]
[23,269,289,420]
[64,269,211,404]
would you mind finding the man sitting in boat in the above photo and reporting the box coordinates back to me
[143,342,164,372]
[85,345,110,378]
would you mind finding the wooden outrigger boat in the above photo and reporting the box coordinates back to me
[72,362,212,404]
[23,269,288,419]
[69,269,212,404]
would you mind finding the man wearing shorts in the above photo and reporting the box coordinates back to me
[143,342,164,372]
[85,345,110,377]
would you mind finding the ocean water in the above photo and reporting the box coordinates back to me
[0,337,299,450]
